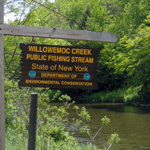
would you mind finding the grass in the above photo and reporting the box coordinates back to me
[84,86,141,105]
[6,129,28,150]
[6,129,98,150]
[67,144,98,150]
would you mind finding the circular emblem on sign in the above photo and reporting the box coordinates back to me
[29,70,36,78]
[84,73,90,80]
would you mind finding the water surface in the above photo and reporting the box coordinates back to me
[52,103,150,149]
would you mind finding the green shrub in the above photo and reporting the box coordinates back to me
[5,78,120,150]
[84,86,141,105]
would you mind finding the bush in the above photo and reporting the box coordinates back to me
[5,78,120,150]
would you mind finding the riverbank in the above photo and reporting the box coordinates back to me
[80,86,141,105]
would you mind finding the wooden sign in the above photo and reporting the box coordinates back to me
[20,61,98,73]
[0,24,118,43]
[19,79,98,89]
[21,53,98,64]
[18,43,99,89]
[20,44,100,56]
[20,70,97,81]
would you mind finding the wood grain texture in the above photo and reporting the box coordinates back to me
[0,24,118,43]
[0,0,5,149]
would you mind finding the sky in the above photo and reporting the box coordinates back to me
[4,0,55,23]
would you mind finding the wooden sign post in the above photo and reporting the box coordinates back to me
[28,93,38,150]
[0,24,118,43]
[0,0,5,149]
[0,0,118,148]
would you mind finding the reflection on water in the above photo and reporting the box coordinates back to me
[51,103,150,150]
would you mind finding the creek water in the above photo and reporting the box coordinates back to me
[51,103,150,150]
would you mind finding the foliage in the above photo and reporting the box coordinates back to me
[6,128,98,150]
[100,133,120,150]
[4,0,150,108]
[84,86,141,105]
[4,0,150,100]
[6,128,28,150]
[6,128,99,150]
[80,116,120,150]
[5,78,120,149]
[4,78,90,149]
[55,0,150,95]
[104,14,150,104]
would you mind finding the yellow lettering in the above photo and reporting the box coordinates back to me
[71,57,93,63]
[61,81,92,86]
[71,48,92,55]
[48,47,53,53]
[25,79,60,85]
[28,46,92,55]
[43,47,48,53]
[53,47,57,53]
[36,46,39,52]
[50,65,57,70]
[76,49,80,54]
[48,55,70,62]
[41,73,46,77]
[47,47,70,54]
[26,54,31,59]
[56,47,62,53]
[26,54,47,61]
[32,63,36,69]
[74,65,88,72]
[41,73,71,78]
[28,46,44,52]
[31,63,49,70]
[28,46,35,52]
[58,65,73,71]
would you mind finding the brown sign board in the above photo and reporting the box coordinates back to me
[20,43,100,56]
[20,61,98,73]
[19,43,100,89]
[21,53,98,64]
[20,70,97,81]
[18,79,98,90]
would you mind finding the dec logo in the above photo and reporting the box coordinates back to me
[84,73,90,80]
[29,70,36,78]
